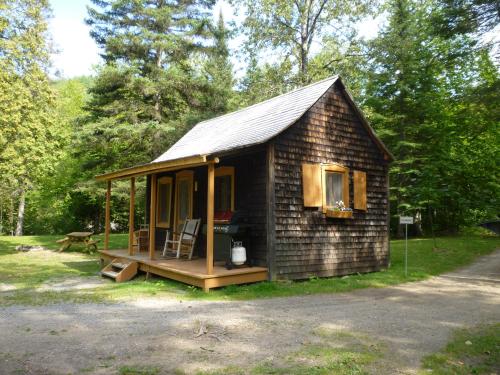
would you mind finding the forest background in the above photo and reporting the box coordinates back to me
[0,0,498,237]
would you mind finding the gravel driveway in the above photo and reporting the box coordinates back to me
[1,250,499,375]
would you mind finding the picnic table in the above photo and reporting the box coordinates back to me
[56,232,100,252]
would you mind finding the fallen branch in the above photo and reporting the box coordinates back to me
[194,322,208,338]
[193,322,227,342]
[200,346,215,352]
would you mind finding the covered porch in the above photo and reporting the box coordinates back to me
[99,249,268,291]
[96,150,269,291]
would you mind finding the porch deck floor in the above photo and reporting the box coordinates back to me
[99,249,268,290]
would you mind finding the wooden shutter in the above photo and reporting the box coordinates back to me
[302,164,322,207]
[353,171,367,210]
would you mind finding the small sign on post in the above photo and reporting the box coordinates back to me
[399,216,414,277]
[400,216,414,225]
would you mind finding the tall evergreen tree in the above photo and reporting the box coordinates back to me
[87,0,215,122]
[365,0,499,233]
[0,0,60,235]
[72,0,217,231]
[80,0,217,177]
[433,0,500,37]
[202,10,234,115]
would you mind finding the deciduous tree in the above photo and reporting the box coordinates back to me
[231,0,374,86]
[0,0,60,235]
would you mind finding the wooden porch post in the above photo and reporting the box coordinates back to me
[128,177,135,255]
[149,174,157,260]
[104,180,111,250]
[206,162,215,275]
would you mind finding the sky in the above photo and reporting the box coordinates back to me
[49,0,100,77]
[48,0,381,78]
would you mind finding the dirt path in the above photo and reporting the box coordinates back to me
[1,250,499,375]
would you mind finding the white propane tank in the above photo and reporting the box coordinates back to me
[231,241,247,266]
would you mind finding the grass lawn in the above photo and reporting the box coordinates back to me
[0,233,498,305]
[421,323,500,374]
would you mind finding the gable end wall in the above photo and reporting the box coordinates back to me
[273,82,390,280]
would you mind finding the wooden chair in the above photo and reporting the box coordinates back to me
[133,224,149,253]
[162,219,201,260]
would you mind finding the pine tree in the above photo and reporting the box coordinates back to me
[80,0,217,178]
[433,0,500,37]
[202,10,234,115]
[87,0,215,123]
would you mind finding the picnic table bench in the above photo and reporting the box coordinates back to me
[57,232,100,252]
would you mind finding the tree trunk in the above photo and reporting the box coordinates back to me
[0,199,3,235]
[94,199,101,233]
[15,189,25,236]
[10,196,14,235]
[414,210,423,236]
[300,45,308,80]
[153,48,162,121]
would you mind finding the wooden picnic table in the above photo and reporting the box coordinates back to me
[57,232,100,252]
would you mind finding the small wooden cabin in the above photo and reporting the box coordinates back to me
[97,76,393,290]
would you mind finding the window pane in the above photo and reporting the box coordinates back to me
[326,172,343,206]
[178,180,189,221]
[158,182,171,224]
[215,175,232,212]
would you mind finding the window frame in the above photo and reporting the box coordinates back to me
[214,166,235,212]
[156,176,173,228]
[173,170,194,232]
[321,164,350,213]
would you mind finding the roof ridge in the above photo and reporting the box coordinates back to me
[195,75,339,126]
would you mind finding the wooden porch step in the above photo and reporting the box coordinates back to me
[100,259,138,282]
[101,270,119,278]
[110,262,128,269]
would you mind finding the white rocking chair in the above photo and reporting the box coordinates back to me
[162,219,201,260]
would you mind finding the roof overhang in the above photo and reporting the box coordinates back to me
[95,155,218,182]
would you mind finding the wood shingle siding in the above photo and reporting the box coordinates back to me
[273,82,390,279]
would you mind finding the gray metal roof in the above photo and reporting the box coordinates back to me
[153,76,339,163]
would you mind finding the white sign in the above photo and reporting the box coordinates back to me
[399,216,414,225]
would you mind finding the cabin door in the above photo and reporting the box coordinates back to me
[174,170,194,233]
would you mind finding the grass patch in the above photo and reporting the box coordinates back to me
[0,234,498,305]
[0,233,128,288]
[0,234,127,306]
[119,365,160,375]
[0,233,129,253]
[421,323,500,374]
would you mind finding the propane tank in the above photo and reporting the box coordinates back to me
[231,241,247,266]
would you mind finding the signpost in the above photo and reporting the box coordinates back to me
[399,216,414,277]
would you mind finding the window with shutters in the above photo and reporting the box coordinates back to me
[321,164,349,213]
[302,163,362,218]
[156,176,173,228]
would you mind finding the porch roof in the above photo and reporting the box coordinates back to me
[95,155,218,181]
